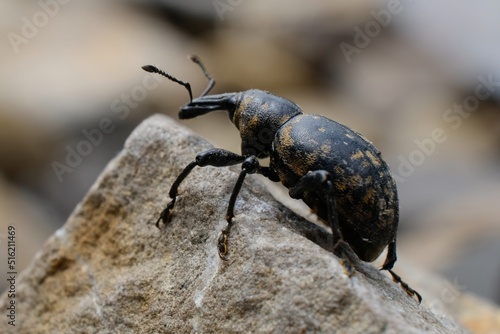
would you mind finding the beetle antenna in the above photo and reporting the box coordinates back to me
[189,55,216,97]
[142,65,193,102]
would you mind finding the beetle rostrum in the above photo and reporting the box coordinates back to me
[142,55,422,303]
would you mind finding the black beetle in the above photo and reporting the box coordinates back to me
[142,56,421,303]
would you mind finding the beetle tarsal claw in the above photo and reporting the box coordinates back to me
[333,240,357,277]
[405,286,423,304]
[387,269,422,304]
[155,209,169,229]
[155,216,163,229]
[155,199,176,229]
[334,241,356,277]
[340,258,355,277]
[217,228,230,261]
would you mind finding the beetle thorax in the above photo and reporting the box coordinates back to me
[231,89,303,157]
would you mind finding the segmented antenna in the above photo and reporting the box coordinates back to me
[189,55,215,97]
[142,64,193,102]
[141,55,216,102]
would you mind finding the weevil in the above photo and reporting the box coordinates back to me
[142,56,421,303]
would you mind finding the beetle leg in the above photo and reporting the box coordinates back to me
[382,241,422,303]
[218,156,260,261]
[155,148,245,228]
[289,170,354,275]
[381,240,397,270]
[155,161,196,228]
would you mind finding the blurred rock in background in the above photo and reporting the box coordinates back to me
[0,0,499,328]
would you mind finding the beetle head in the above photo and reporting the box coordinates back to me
[142,57,302,157]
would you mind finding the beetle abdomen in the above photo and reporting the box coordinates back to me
[271,114,398,261]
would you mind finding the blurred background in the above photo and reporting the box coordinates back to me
[0,0,499,308]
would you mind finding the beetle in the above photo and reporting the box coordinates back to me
[142,56,421,303]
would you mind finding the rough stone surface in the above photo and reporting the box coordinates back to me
[0,115,468,333]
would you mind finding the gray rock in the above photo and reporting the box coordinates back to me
[0,114,467,333]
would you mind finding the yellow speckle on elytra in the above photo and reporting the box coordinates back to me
[362,188,377,205]
[351,150,364,161]
[365,150,382,167]
[320,144,332,157]
[281,125,295,148]
[249,115,259,128]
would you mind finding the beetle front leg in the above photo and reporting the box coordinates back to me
[218,156,259,260]
[155,148,245,228]
[289,170,354,275]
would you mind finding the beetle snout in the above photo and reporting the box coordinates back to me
[179,93,240,119]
